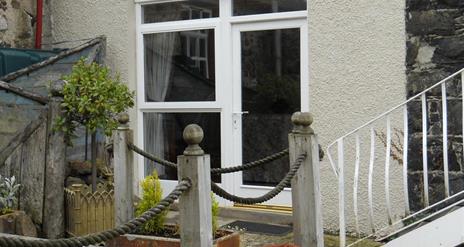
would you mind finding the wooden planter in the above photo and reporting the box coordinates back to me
[107,229,240,247]
[0,211,37,237]
[65,183,114,236]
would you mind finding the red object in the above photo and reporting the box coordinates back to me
[106,230,240,247]
[35,0,43,49]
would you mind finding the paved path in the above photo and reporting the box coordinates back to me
[239,232,381,247]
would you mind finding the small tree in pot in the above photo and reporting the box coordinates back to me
[55,58,134,192]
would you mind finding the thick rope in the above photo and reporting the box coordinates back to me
[127,142,178,169]
[211,153,307,204]
[128,142,289,174]
[0,180,191,247]
[211,149,289,174]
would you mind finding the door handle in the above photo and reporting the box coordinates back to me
[232,111,249,129]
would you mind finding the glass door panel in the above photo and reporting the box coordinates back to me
[233,0,306,16]
[241,28,301,186]
[231,19,307,207]
[143,112,221,183]
[143,30,216,102]
[142,1,219,23]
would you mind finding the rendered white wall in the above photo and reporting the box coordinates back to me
[309,0,408,234]
[50,0,408,235]
[50,0,137,118]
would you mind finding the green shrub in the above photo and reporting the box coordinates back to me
[54,58,134,191]
[54,58,135,143]
[136,172,220,236]
[211,193,219,235]
[136,170,167,234]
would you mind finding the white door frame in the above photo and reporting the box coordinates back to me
[135,4,224,196]
[227,18,309,207]
[134,2,309,207]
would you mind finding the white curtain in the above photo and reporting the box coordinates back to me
[144,32,177,177]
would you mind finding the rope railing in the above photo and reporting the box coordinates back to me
[211,149,289,174]
[3,112,320,247]
[127,142,178,169]
[211,153,307,204]
[0,180,192,247]
[129,141,302,204]
[128,141,307,210]
[117,112,322,247]
[127,142,289,174]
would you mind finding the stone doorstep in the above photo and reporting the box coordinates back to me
[166,205,293,228]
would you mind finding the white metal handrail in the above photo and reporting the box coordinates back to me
[327,68,464,246]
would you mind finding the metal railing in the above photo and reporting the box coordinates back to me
[327,68,464,246]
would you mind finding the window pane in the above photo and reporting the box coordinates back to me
[142,1,219,23]
[143,112,221,182]
[233,0,306,16]
[241,29,301,186]
[144,30,215,102]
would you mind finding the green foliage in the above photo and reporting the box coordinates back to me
[55,58,134,143]
[0,175,20,213]
[211,193,220,235]
[136,170,167,234]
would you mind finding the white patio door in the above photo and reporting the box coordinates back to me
[229,19,309,207]
[135,1,308,207]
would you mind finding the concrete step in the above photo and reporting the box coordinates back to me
[168,204,292,227]
[384,205,464,247]
[379,193,464,243]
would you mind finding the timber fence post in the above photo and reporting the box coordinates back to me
[289,112,324,247]
[113,113,134,225]
[178,124,213,247]
[43,80,67,238]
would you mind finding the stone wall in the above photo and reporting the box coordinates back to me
[406,0,464,210]
[0,0,52,48]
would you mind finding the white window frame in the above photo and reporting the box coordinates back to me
[135,0,308,202]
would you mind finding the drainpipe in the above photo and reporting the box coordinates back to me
[35,0,43,49]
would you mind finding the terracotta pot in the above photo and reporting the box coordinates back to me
[107,229,240,247]
[263,244,299,247]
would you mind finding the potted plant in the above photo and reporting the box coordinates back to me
[107,171,240,247]
[0,176,37,237]
[55,58,134,192]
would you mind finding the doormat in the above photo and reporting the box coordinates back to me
[222,220,292,236]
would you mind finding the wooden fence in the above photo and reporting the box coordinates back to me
[65,183,114,236]
[0,88,66,239]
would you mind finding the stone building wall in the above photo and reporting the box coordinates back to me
[0,0,52,48]
[406,0,464,210]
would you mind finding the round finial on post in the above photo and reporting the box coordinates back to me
[299,112,313,127]
[291,112,303,133]
[291,112,314,134]
[299,112,314,134]
[183,124,204,155]
[117,113,130,127]
[50,80,65,97]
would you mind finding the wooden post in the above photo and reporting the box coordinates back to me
[178,124,213,247]
[289,112,324,247]
[43,80,67,238]
[113,113,134,225]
